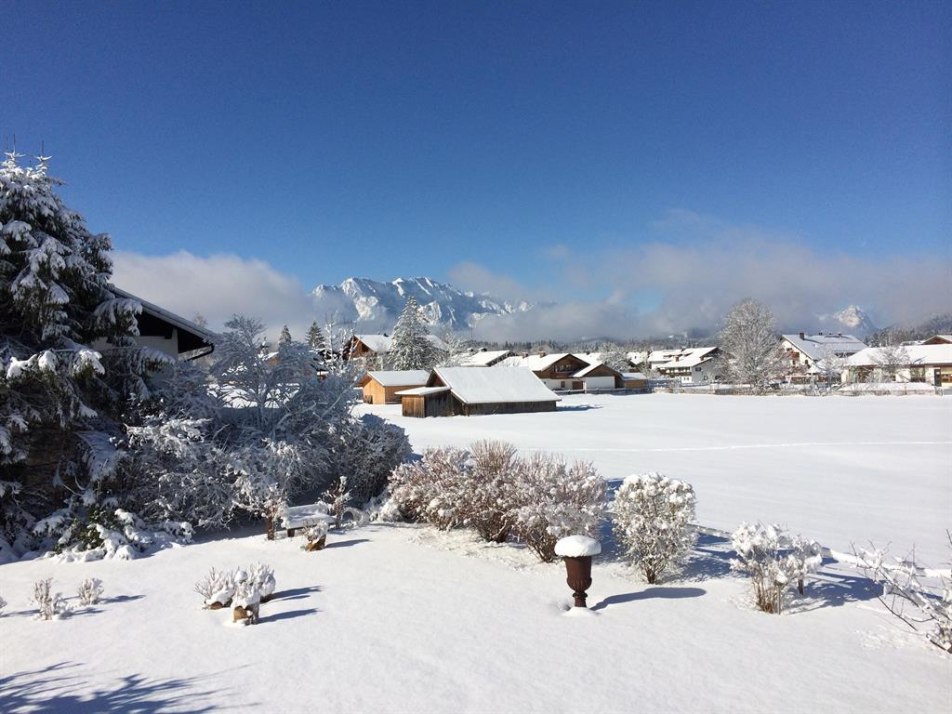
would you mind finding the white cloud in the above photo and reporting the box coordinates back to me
[110,251,318,341]
[447,261,531,303]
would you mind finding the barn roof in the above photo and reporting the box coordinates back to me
[458,349,513,367]
[394,386,451,396]
[361,369,430,387]
[432,367,560,405]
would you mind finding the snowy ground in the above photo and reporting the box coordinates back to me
[362,392,952,564]
[2,392,950,712]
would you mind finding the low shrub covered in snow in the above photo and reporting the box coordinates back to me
[32,577,69,620]
[195,563,276,610]
[730,523,821,614]
[77,577,104,606]
[195,567,237,609]
[389,441,606,562]
[612,472,697,583]
[854,537,952,653]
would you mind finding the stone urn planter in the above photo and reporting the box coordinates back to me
[555,535,601,608]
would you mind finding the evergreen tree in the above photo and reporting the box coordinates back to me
[0,152,154,546]
[388,296,437,370]
[305,321,326,352]
[278,324,292,346]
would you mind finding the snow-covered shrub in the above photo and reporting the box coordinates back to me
[195,567,237,609]
[77,577,104,606]
[389,447,471,529]
[460,441,520,543]
[511,454,607,562]
[731,522,812,614]
[326,414,410,507]
[854,538,952,653]
[248,562,276,602]
[612,472,697,583]
[0,592,6,614]
[232,569,261,625]
[787,534,823,595]
[32,577,68,620]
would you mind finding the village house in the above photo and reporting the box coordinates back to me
[358,369,430,404]
[96,286,216,360]
[345,334,392,362]
[629,347,724,385]
[845,344,952,386]
[396,366,560,417]
[779,332,867,382]
[498,353,592,390]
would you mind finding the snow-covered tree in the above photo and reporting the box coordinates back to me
[599,342,631,372]
[387,297,438,370]
[612,473,697,583]
[278,325,292,346]
[306,321,326,351]
[0,152,159,550]
[389,446,471,529]
[719,299,784,392]
[872,342,911,382]
[814,346,846,389]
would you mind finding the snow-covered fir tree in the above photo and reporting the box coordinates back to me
[0,152,158,550]
[278,325,292,346]
[719,298,784,392]
[387,296,439,370]
[305,321,326,351]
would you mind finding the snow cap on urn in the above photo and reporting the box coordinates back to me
[555,535,601,558]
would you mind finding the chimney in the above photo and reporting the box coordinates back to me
[539,351,547,358]
[799,332,805,340]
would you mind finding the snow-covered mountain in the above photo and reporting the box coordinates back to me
[311,276,532,332]
[817,305,878,336]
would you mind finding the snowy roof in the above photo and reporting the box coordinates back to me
[109,285,216,353]
[573,362,621,378]
[782,333,867,360]
[499,353,574,371]
[458,349,513,367]
[394,386,451,397]
[354,334,393,353]
[847,344,952,367]
[622,372,648,380]
[433,367,560,405]
[362,370,430,387]
[629,347,719,369]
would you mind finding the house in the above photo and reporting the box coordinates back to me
[628,347,723,385]
[358,370,430,404]
[572,361,624,391]
[921,335,952,346]
[498,353,592,390]
[457,349,513,367]
[780,333,867,382]
[346,334,392,361]
[845,344,952,386]
[97,286,215,360]
[396,367,559,417]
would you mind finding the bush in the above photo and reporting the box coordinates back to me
[511,453,606,563]
[388,442,607,562]
[194,567,237,609]
[77,577,104,606]
[730,523,820,614]
[32,578,68,620]
[612,472,697,583]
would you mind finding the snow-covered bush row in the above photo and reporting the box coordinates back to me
[612,473,697,583]
[32,577,69,620]
[389,441,607,562]
[854,537,952,653]
[730,523,822,614]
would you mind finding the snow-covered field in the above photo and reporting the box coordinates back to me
[2,392,950,712]
[365,392,952,564]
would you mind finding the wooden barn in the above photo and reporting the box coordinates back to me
[397,367,559,417]
[358,370,430,404]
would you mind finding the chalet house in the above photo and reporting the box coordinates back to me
[358,370,430,404]
[396,367,559,417]
[780,333,867,381]
[95,286,215,360]
[920,335,952,346]
[846,344,952,386]
[573,360,624,391]
[629,347,723,385]
[498,353,592,390]
[345,334,392,361]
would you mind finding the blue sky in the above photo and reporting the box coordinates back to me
[3,1,949,337]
